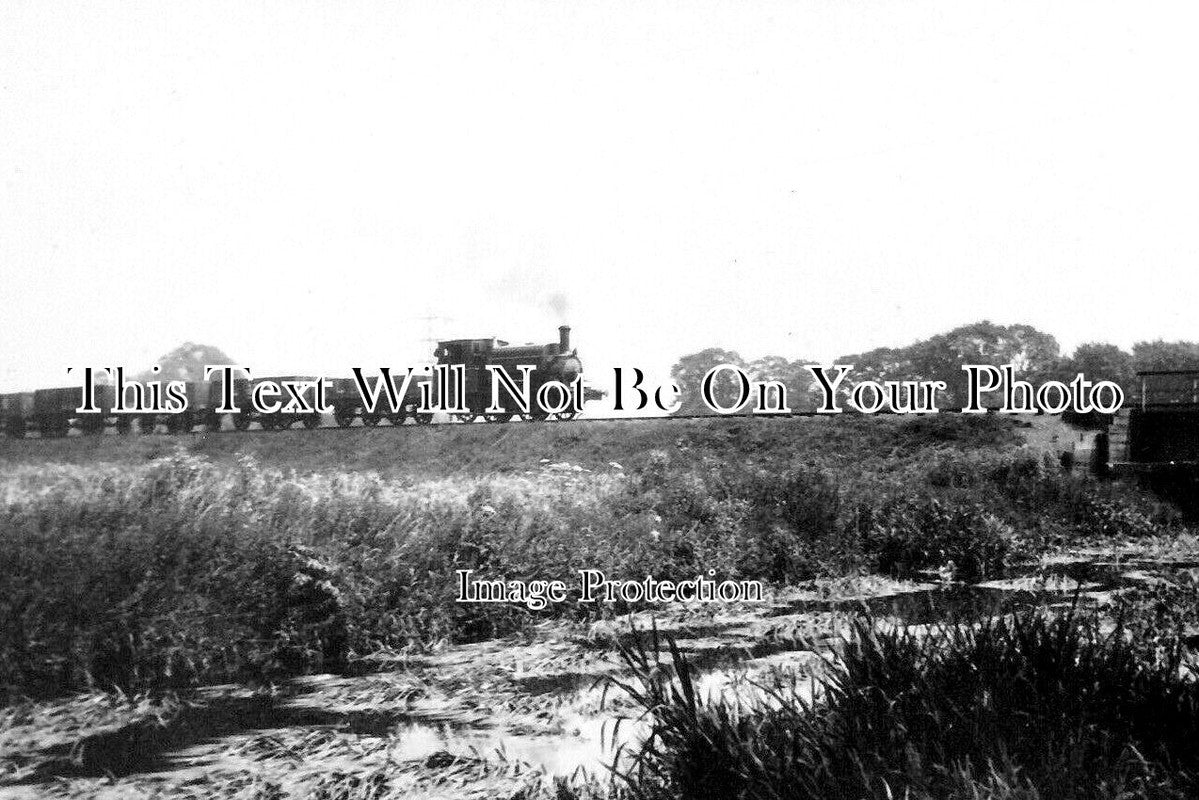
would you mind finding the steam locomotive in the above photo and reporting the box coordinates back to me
[0,326,592,437]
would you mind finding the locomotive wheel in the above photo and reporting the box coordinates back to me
[362,414,381,427]
[483,412,511,423]
[454,412,478,423]
[232,415,251,431]
[303,415,321,430]
[334,412,355,428]
[414,412,434,425]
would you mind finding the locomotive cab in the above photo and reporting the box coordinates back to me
[433,326,584,420]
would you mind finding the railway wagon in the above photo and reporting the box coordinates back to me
[1108,370,1199,472]
[436,325,583,422]
[327,374,431,428]
[141,381,226,434]
[229,376,323,431]
[0,393,34,438]
[25,386,118,437]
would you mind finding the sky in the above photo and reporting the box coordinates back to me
[2,1,1198,399]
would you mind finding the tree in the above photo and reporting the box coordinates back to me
[833,346,913,382]
[671,348,748,414]
[747,356,816,411]
[1057,343,1135,394]
[908,321,1060,407]
[827,346,914,408]
[1131,340,1199,373]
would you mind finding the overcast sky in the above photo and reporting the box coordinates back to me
[2,1,1197,395]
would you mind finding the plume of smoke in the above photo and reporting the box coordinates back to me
[486,267,571,322]
[545,291,570,321]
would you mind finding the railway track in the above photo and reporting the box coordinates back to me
[1,407,1008,442]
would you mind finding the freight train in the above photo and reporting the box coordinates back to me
[0,326,593,437]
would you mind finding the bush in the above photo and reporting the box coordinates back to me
[867,496,1012,581]
[613,611,1199,800]
[0,454,354,698]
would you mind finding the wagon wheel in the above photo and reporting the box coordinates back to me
[116,417,132,434]
[6,420,25,438]
[453,412,478,423]
[334,411,355,428]
[303,415,321,430]
[232,415,251,431]
[362,413,381,427]
[414,412,434,425]
[483,412,511,424]
[141,416,157,434]
[207,416,223,432]
[166,415,185,434]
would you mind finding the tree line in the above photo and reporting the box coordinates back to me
[671,321,1199,413]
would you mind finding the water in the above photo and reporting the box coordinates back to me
[10,556,1199,788]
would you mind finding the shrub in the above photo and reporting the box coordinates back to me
[866,496,1012,582]
[612,611,1199,800]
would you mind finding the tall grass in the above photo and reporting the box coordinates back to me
[0,415,1185,699]
[0,452,646,697]
[611,611,1199,800]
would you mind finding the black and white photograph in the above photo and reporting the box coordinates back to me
[3,2,1199,798]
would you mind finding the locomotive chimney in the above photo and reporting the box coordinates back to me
[559,325,571,352]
